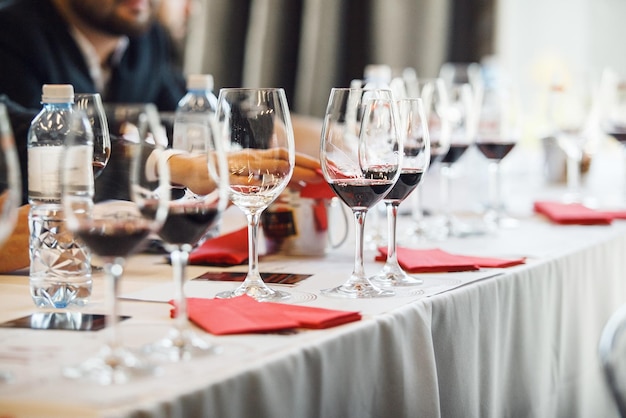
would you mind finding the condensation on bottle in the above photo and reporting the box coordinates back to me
[27,84,93,308]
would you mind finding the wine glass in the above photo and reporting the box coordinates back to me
[370,98,430,287]
[214,88,295,302]
[61,104,170,384]
[599,68,626,204]
[438,83,478,237]
[405,78,451,243]
[144,111,229,361]
[320,87,401,298]
[475,84,522,229]
[0,103,22,384]
[74,93,111,179]
[547,78,599,203]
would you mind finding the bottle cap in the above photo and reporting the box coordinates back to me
[363,65,392,84]
[187,74,214,91]
[41,84,74,103]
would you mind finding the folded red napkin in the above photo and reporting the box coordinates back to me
[171,295,362,335]
[376,247,525,273]
[533,201,613,225]
[188,227,249,266]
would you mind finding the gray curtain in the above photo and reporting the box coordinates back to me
[184,0,453,118]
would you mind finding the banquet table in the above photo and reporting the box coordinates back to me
[1,145,626,418]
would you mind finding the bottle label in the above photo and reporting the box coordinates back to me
[28,146,64,199]
[28,145,93,199]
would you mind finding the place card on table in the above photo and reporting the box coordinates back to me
[193,271,312,285]
[0,313,129,331]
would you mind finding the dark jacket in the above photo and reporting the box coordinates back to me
[0,0,186,202]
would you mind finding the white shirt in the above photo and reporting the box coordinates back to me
[69,26,129,93]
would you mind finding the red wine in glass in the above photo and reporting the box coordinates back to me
[76,221,152,257]
[476,141,516,161]
[330,179,394,209]
[156,205,219,245]
[441,143,469,164]
[384,168,424,201]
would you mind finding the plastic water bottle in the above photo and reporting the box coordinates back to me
[28,84,93,308]
[172,74,218,153]
[363,64,393,91]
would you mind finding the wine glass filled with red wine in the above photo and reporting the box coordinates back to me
[437,83,479,237]
[320,87,402,298]
[475,83,522,229]
[61,104,170,384]
[369,98,430,287]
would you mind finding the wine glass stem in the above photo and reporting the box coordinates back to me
[440,163,452,224]
[104,258,124,351]
[488,161,502,218]
[566,155,582,201]
[170,247,190,332]
[412,185,424,226]
[384,201,400,266]
[352,209,367,279]
[246,211,263,283]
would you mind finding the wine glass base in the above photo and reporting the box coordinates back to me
[143,328,221,362]
[369,270,423,287]
[321,282,395,299]
[215,283,290,302]
[63,345,157,385]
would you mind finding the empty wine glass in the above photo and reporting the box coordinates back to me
[144,110,229,361]
[320,88,401,298]
[475,84,522,229]
[74,93,111,179]
[370,98,430,287]
[214,88,295,302]
[0,103,22,384]
[61,104,170,384]
[547,77,599,203]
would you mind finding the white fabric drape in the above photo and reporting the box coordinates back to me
[184,0,451,117]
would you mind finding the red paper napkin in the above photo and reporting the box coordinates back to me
[171,295,362,335]
[533,201,613,225]
[376,247,525,273]
[189,227,249,266]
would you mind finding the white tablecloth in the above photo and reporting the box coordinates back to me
[0,144,625,417]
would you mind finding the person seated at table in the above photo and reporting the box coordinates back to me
[0,0,324,273]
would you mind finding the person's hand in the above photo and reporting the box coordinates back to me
[169,150,322,195]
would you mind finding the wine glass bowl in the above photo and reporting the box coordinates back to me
[74,93,111,179]
[320,87,401,298]
[214,88,295,302]
[370,97,430,288]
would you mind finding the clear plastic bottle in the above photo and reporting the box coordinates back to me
[28,84,93,308]
[363,64,393,91]
[172,74,218,153]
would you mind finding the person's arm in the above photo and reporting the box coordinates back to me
[0,204,30,273]
[168,150,322,196]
